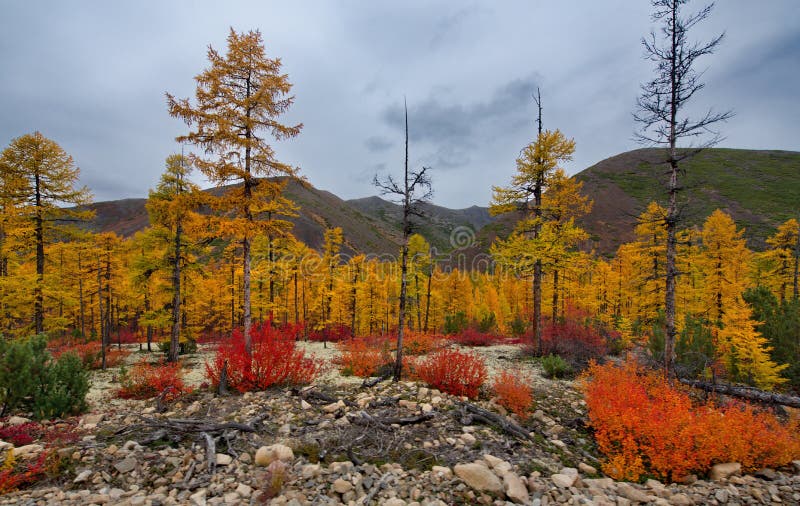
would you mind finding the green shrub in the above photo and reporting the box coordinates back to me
[157,338,197,356]
[0,335,89,419]
[444,312,468,335]
[541,354,572,379]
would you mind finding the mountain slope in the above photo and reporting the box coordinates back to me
[576,148,800,254]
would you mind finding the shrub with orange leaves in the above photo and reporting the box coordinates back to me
[581,360,800,482]
[491,370,534,419]
[416,348,487,399]
[118,358,186,401]
[49,340,129,370]
[206,324,322,392]
[401,331,441,356]
[336,338,390,377]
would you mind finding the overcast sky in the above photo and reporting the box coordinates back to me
[1,1,797,208]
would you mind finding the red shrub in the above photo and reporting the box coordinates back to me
[581,360,800,482]
[0,451,51,494]
[401,331,441,355]
[336,338,390,377]
[118,359,186,401]
[308,324,351,343]
[206,324,322,392]
[491,370,534,419]
[535,320,607,366]
[0,423,40,446]
[115,328,140,344]
[49,340,129,369]
[416,348,487,399]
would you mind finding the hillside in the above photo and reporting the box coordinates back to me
[576,148,800,255]
[80,148,799,257]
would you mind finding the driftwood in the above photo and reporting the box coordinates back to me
[292,387,358,408]
[361,375,390,388]
[347,410,434,430]
[360,473,393,505]
[367,396,401,409]
[202,432,216,475]
[680,379,800,409]
[218,360,228,396]
[457,401,531,440]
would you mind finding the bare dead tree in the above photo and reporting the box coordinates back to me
[634,0,732,374]
[374,99,433,382]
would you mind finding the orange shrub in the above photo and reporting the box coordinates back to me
[49,340,129,369]
[492,370,534,419]
[118,358,186,401]
[337,338,390,377]
[416,348,487,399]
[581,360,800,482]
[401,332,441,356]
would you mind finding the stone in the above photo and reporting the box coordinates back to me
[215,453,232,466]
[418,387,429,398]
[300,399,312,410]
[189,488,207,506]
[755,468,777,480]
[421,403,434,413]
[559,467,578,477]
[383,499,407,506]
[583,478,614,489]
[431,466,453,479]
[12,444,44,459]
[715,489,729,503]
[114,456,137,474]
[502,472,529,504]
[223,492,240,503]
[578,462,597,475]
[82,413,105,426]
[73,469,92,483]
[255,444,294,466]
[0,440,13,452]
[668,493,693,506]
[7,416,30,426]
[323,400,345,413]
[550,473,577,488]
[617,483,652,503]
[399,399,418,410]
[236,483,252,498]
[333,478,353,494]
[460,433,476,445]
[710,462,741,481]
[454,463,504,494]
[301,464,321,478]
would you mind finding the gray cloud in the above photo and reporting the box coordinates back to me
[364,136,394,152]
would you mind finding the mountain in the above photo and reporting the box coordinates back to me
[576,148,800,255]
[79,148,799,257]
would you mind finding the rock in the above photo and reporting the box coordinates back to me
[454,463,504,494]
[418,387,429,398]
[710,462,741,481]
[236,483,252,497]
[578,462,597,475]
[715,489,729,503]
[755,468,777,480]
[617,483,652,503]
[223,492,240,503]
[669,493,693,506]
[421,403,434,413]
[239,452,252,463]
[791,460,800,474]
[323,400,345,413]
[333,478,353,494]
[12,444,44,459]
[114,456,137,474]
[383,499,407,506]
[105,444,118,456]
[0,440,13,452]
[215,453,232,466]
[7,416,30,426]
[550,473,577,488]
[301,464,321,478]
[300,399,312,410]
[399,399,418,410]
[73,469,92,483]
[189,488,207,506]
[460,433,476,445]
[82,413,105,426]
[255,444,294,466]
[559,467,578,477]
[583,477,614,489]
[502,472,529,504]
[431,466,453,479]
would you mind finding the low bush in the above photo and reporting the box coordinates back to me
[157,338,198,356]
[401,331,441,356]
[536,320,608,368]
[450,328,506,347]
[416,348,487,399]
[0,451,52,494]
[206,324,322,392]
[581,360,800,482]
[49,340,129,370]
[491,370,534,419]
[307,324,351,343]
[336,338,390,377]
[540,354,572,379]
[0,335,89,419]
[118,358,186,401]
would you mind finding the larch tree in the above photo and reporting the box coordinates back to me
[373,100,433,381]
[634,0,732,373]
[147,154,204,362]
[0,132,92,334]
[167,28,302,354]
[765,218,800,303]
[490,106,575,354]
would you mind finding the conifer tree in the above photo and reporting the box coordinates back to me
[167,28,302,354]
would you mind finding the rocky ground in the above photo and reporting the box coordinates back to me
[2,343,800,505]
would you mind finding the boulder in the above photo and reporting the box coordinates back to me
[12,444,44,460]
[551,473,577,488]
[454,463,504,494]
[710,462,741,481]
[332,478,353,494]
[255,444,294,466]
[502,472,529,504]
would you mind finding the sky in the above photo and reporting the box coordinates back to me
[1,1,798,208]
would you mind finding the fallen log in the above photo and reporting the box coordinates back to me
[679,379,800,409]
[457,401,531,441]
[347,410,434,430]
[361,375,390,388]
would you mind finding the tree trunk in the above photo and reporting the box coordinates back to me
[793,226,799,301]
[350,263,359,337]
[424,264,432,332]
[168,218,182,363]
[552,268,559,323]
[34,170,44,334]
[145,289,153,352]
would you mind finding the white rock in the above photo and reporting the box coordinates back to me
[189,489,206,506]
[114,456,137,474]
[559,467,578,477]
[383,499,407,506]
[12,444,44,460]
[300,399,312,410]
[460,433,476,445]
[454,463,504,493]
[333,478,353,494]
[235,483,252,498]
[418,387,429,398]
[254,444,294,466]
[73,470,92,483]
[617,483,652,503]
[301,464,321,478]
[323,400,345,413]
[578,462,597,475]
[710,462,741,481]
[215,453,232,466]
[431,465,453,479]
[503,472,529,504]
[551,473,577,488]
[0,440,13,452]
[7,416,30,426]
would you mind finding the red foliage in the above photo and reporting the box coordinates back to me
[0,451,51,494]
[118,358,186,401]
[115,328,140,344]
[206,324,322,392]
[581,360,800,482]
[491,370,534,419]
[401,331,441,356]
[0,423,39,446]
[336,338,390,377]
[449,329,513,347]
[535,320,607,365]
[308,324,352,343]
[48,340,129,369]
[416,348,487,399]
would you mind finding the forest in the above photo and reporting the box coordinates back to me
[0,0,799,503]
